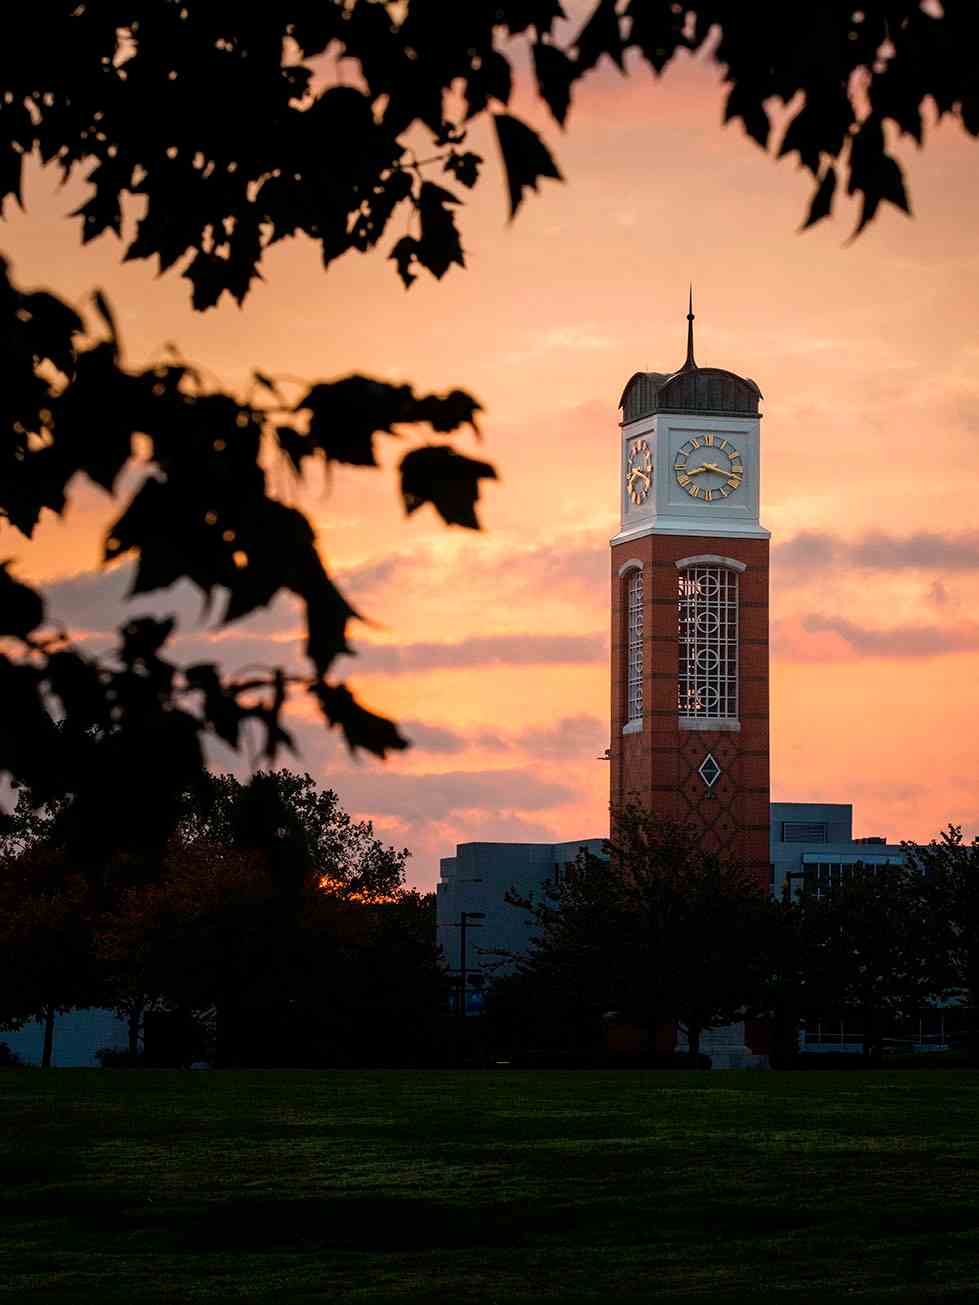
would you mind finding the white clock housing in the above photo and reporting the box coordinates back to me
[613,356,769,544]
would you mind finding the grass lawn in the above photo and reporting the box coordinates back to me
[3,1069,979,1304]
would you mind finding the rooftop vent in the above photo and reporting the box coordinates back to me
[782,821,828,844]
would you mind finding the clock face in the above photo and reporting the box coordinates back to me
[673,434,743,503]
[626,438,653,505]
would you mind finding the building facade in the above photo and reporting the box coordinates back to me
[436,839,605,1013]
[771,802,904,900]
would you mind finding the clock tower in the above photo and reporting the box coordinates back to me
[610,296,771,893]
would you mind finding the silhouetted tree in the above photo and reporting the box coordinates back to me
[3,4,977,837]
[507,807,769,1063]
[0,844,99,1067]
[788,861,954,1061]
[905,826,979,1062]
[98,771,438,1066]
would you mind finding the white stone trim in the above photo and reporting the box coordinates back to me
[617,558,644,577]
[622,719,642,735]
[675,554,747,573]
[610,521,770,545]
[679,717,741,732]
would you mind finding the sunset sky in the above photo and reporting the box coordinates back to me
[3,41,979,887]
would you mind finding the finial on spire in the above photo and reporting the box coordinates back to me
[683,284,697,370]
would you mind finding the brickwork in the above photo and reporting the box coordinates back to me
[610,532,770,891]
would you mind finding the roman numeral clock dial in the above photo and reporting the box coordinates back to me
[625,438,652,505]
[673,435,743,502]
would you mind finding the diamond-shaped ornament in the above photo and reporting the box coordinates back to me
[698,753,721,788]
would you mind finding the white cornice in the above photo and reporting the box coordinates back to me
[611,520,771,546]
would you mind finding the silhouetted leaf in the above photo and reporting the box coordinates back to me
[297,376,413,466]
[778,90,855,175]
[253,371,283,400]
[532,43,575,125]
[574,0,624,73]
[0,564,45,639]
[45,650,109,729]
[302,573,359,676]
[0,145,23,209]
[119,616,176,665]
[70,160,126,243]
[183,248,256,312]
[498,0,567,37]
[92,289,120,355]
[60,342,135,492]
[249,706,296,764]
[724,85,770,149]
[464,50,513,118]
[275,425,313,474]
[847,116,910,237]
[400,446,497,529]
[626,0,685,74]
[185,662,244,748]
[801,165,837,229]
[105,479,171,567]
[19,291,84,377]
[124,200,193,275]
[389,235,420,288]
[493,114,563,219]
[413,389,483,436]
[444,151,483,189]
[416,182,466,280]
[313,683,410,758]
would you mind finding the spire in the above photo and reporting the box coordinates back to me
[683,284,697,370]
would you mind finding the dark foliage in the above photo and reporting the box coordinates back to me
[3,3,974,841]
[94,770,447,1067]
[501,808,770,1062]
[1,2,966,308]
[904,825,979,1063]
[0,257,490,839]
[0,769,446,1067]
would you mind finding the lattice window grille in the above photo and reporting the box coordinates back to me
[677,565,738,720]
[627,570,643,722]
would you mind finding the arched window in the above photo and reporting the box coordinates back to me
[626,568,643,724]
[677,563,738,723]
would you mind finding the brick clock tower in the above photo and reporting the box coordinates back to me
[610,298,771,896]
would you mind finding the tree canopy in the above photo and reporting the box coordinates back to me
[0,769,444,1067]
[503,808,769,1061]
[4,1,974,305]
[3,2,976,831]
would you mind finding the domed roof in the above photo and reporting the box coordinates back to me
[619,366,762,423]
[619,293,762,424]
